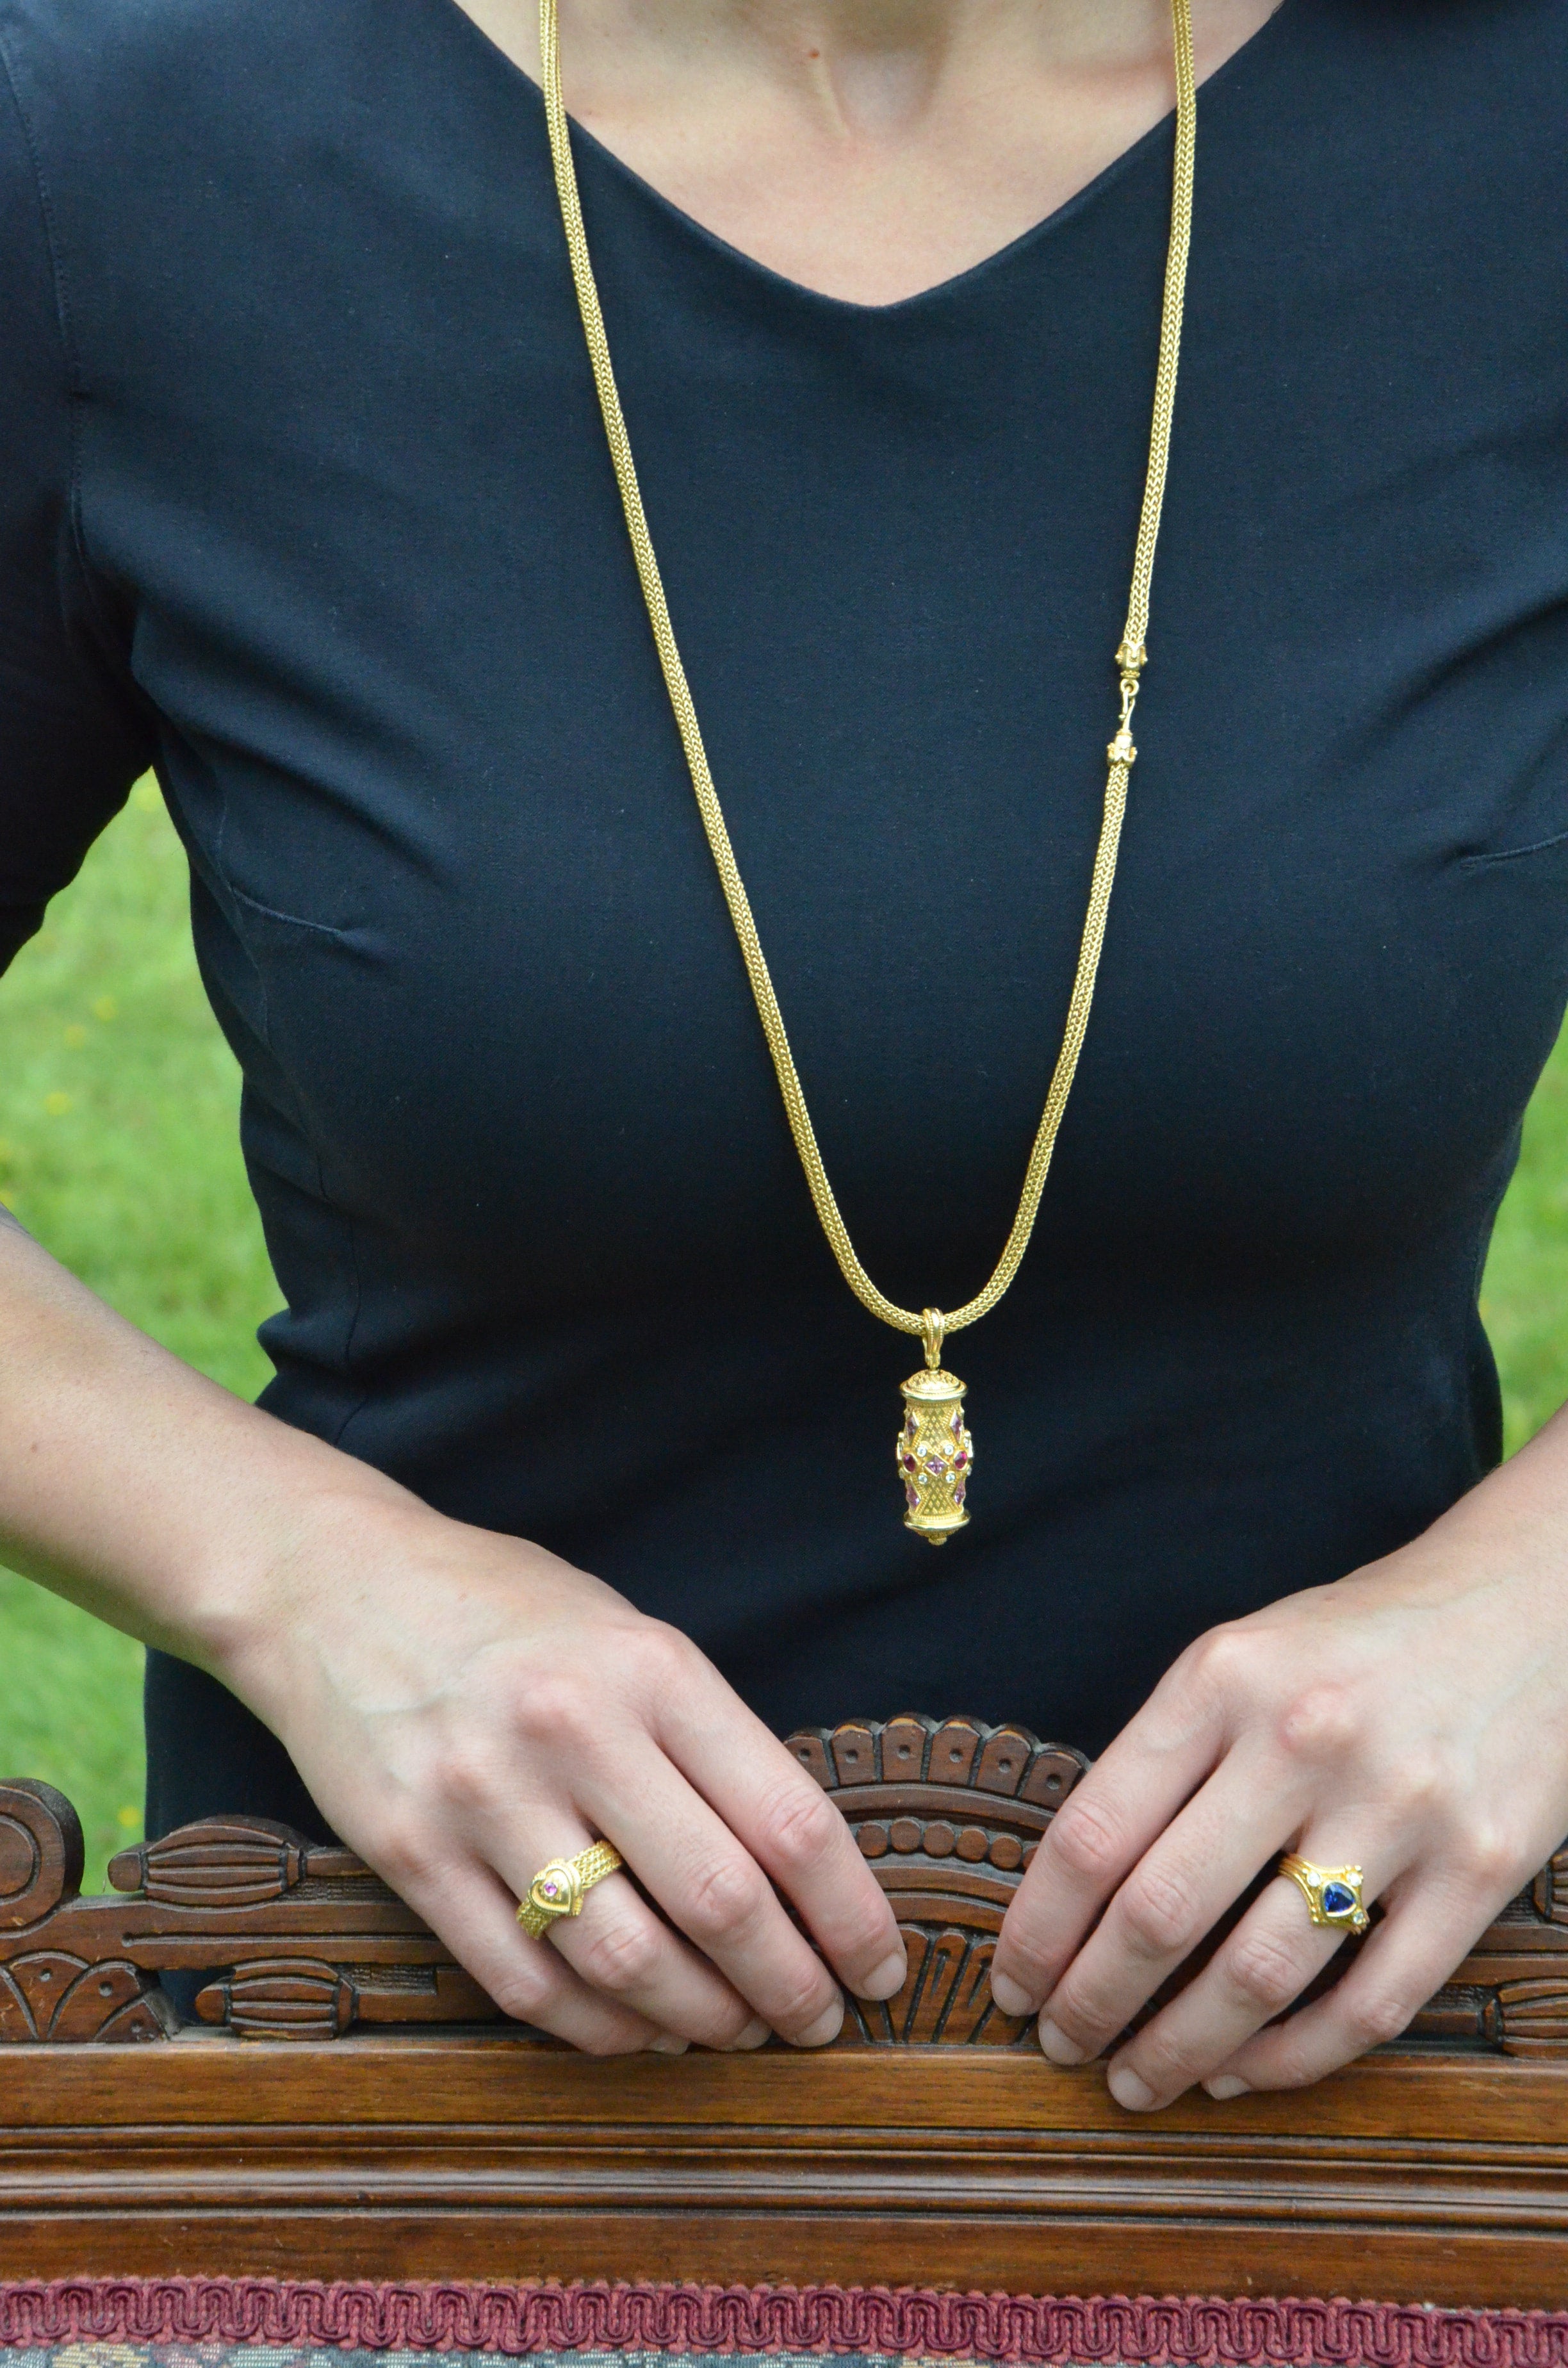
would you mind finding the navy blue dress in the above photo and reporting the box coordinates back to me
[3,0,1567,1837]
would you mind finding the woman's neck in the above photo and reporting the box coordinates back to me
[455,0,1280,303]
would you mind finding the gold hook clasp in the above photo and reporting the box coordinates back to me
[1108,640,1145,768]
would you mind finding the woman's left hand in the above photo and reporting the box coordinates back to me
[989,1417,1568,2109]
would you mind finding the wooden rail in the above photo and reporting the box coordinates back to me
[4,1719,1567,2302]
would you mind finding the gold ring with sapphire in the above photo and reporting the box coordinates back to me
[517,1839,625,1937]
[1277,1854,1369,1934]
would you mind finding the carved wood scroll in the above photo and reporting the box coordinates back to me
[0,1779,495,2044]
[3,1716,1567,2049]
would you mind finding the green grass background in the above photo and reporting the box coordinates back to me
[3,782,1567,1893]
[0,782,276,1889]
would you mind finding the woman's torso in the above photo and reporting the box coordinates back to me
[3,0,1567,1827]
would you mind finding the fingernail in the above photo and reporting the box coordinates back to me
[1036,2016,1083,2066]
[1107,2065,1157,2112]
[990,1969,1035,2018]
[730,2015,772,2050]
[795,1996,845,2049]
[1204,2074,1251,2100]
[649,2032,689,2055]
[860,1948,907,2002]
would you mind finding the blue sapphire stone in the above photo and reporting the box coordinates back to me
[1321,1880,1357,1919]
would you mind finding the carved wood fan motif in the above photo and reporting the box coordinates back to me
[785,1717,1086,2044]
[3,1716,1567,2050]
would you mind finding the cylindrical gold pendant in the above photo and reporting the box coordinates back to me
[897,1356,973,1545]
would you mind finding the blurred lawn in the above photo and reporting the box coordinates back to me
[0,780,276,1890]
[2,783,1567,1894]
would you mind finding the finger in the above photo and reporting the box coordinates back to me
[575,1732,858,2046]
[1202,1877,1489,2097]
[1104,1841,1390,2110]
[1015,1750,1305,2068]
[496,1815,771,2051]
[991,1651,1229,2016]
[378,1843,670,2055]
[652,1661,907,2003]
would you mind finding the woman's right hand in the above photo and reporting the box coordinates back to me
[0,1213,904,2054]
[227,1497,909,2055]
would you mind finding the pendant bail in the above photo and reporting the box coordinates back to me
[920,1308,946,1370]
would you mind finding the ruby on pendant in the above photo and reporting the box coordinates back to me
[902,1454,917,1473]
[954,1451,967,1468]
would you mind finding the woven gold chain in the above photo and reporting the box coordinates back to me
[539,0,1196,1344]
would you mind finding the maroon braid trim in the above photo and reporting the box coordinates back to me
[4,2284,1568,2364]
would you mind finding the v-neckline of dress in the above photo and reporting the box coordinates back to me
[434,0,1295,317]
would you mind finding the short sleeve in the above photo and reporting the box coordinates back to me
[0,28,154,975]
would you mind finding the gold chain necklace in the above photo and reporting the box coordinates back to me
[539,0,1197,1542]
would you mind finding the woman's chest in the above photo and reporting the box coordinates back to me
[77,0,1568,1298]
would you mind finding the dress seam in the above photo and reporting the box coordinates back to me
[1458,825,1568,870]
[331,1201,369,1436]
[216,889,368,1410]
[0,21,124,663]
[226,876,358,941]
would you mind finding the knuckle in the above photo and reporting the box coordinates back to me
[770,1962,837,2037]
[995,1915,1052,1975]
[489,1961,557,2024]
[754,1780,841,1878]
[1045,1975,1120,2051]
[1273,1684,1359,1765]
[1262,2030,1321,2090]
[682,1851,769,1948]
[512,1670,596,1752]
[1382,1748,1448,1823]
[1224,1929,1309,2018]
[1348,1989,1415,2050]
[632,1619,696,1698]
[1452,1820,1521,1893]
[434,1739,501,1816]
[1126,2021,1198,2093]
[1048,1795,1127,1885]
[1184,1622,1257,1704]
[368,1821,435,1894]
[1118,1864,1202,1961]
[576,1911,665,1996]
[578,2022,656,2059]
[705,1992,769,2047]
[1047,2007,1105,2057]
